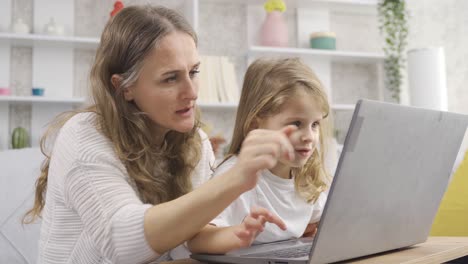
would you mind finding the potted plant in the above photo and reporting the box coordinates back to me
[260,0,288,47]
[378,0,409,102]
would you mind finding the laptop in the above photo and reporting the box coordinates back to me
[191,99,468,264]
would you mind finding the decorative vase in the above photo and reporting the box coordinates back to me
[12,18,30,34]
[407,47,448,111]
[259,11,288,47]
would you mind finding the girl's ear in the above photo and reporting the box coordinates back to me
[111,74,134,101]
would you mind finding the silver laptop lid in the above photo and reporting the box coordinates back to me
[309,99,468,264]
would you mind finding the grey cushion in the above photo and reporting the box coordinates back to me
[0,148,44,264]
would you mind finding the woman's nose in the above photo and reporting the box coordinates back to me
[182,78,198,100]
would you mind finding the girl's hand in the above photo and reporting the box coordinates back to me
[302,222,319,237]
[233,126,296,191]
[233,207,287,248]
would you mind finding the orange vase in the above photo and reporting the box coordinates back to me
[260,11,289,47]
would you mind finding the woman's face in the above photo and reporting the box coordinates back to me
[125,31,200,134]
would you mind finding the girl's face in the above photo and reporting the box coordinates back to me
[257,89,324,175]
[124,31,200,134]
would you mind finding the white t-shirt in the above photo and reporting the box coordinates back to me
[211,156,328,244]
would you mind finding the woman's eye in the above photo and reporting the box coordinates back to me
[189,69,200,78]
[291,121,301,127]
[164,75,177,83]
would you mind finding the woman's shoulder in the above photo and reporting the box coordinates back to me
[61,112,98,134]
[57,112,118,164]
[197,128,209,141]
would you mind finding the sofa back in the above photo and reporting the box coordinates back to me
[0,148,44,263]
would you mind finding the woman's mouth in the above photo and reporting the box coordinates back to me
[176,106,193,117]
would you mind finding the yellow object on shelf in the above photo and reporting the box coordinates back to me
[264,0,286,13]
[431,150,468,236]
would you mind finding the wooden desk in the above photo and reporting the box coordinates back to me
[162,237,468,264]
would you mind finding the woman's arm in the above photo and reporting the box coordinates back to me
[187,207,287,254]
[144,126,296,254]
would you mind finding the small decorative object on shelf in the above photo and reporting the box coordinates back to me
[43,17,64,35]
[209,136,227,157]
[310,31,336,50]
[12,18,30,34]
[110,1,124,17]
[32,87,45,96]
[11,127,29,149]
[378,0,409,102]
[260,0,288,47]
[0,87,11,96]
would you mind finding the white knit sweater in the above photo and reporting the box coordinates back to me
[37,112,215,264]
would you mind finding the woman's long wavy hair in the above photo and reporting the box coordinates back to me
[226,58,332,203]
[23,5,202,223]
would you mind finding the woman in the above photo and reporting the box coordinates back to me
[24,5,295,263]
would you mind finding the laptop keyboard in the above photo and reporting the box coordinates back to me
[246,244,312,259]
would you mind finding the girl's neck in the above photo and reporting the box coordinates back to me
[270,164,292,179]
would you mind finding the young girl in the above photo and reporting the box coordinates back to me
[188,57,332,254]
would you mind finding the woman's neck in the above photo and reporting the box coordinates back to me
[152,125,169,146]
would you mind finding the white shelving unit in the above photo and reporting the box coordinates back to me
[245,0,384,114]
[0,0,380,150]
[0,0,201,150]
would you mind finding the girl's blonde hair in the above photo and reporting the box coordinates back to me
[24,5,202,223]
[227,57,332,203]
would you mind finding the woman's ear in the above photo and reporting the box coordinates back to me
[250,117,261,130]
[111,74,133,101]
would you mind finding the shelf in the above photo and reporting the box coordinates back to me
[0,96,86,104]
[332,104,355,110]
[197,102,353,111]
[202,0,378,14]
[0,32,99,49]
[198,102,238,110]
[249,46,384,63]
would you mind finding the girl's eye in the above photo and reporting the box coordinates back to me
[312,121,320,129]
[189,69,200,78]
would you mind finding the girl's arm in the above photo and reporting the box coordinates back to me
[187,207,287,254]
[303,191,328,237]
[144,126,296,254]
[302,222,319,237]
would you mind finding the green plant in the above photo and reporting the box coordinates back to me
[11,127,29,149]
[378,0,409,102]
